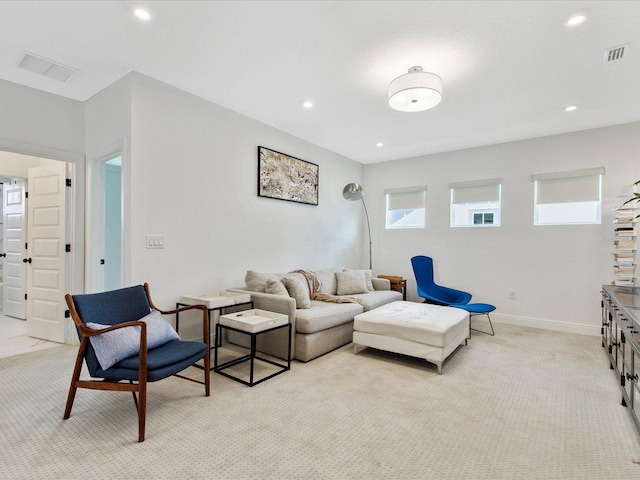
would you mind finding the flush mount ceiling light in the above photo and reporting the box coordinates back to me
[134,8,151,21]
[565,14,586,27]
[388,66,442,112]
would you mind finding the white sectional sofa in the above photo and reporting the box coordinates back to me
[230,267,402,362]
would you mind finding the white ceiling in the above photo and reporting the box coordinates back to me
[1,1,639,164]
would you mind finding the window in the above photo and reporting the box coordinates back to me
[533,167,604,225]
[385,186,426,229]
[450,178,502,227]
[473,212,494,225]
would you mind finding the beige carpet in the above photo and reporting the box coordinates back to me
[1,323,640,479]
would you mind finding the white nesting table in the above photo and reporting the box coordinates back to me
[214,309,291,386]
[176,291,253,350]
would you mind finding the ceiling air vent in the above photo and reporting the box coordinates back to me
[604,44,629,64]
[18,52,77,82]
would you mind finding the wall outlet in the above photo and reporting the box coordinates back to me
[509,290,516,299]
[146,235,165,249]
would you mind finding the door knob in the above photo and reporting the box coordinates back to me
[22,258,32,263]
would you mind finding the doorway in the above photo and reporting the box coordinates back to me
[87,151,123,293]
[104,156,122,291]
[0,150,75,344]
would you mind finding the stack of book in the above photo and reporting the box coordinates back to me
[614,238,636,251]
[614,209,637,223]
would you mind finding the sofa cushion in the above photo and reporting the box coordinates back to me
[344,269,375,292]
[295,300,364,334]
[313,267,344,295]
[245,270,284,292]
[336,270,369,295]
[265,279,289,296]
[350,290,403,311]
[282,275,311,309]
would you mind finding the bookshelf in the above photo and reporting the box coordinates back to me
[613,184,639,287]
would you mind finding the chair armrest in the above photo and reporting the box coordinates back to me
[372,278,391,291]
[78,320,146,338]
[154,304,208,316]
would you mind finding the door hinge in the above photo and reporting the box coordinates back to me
[66,179,72,187]
[25,242,28,250]
[25,191,28,199]
[24,293,27,300]
[65,310,70,318]
[65,244,71,253]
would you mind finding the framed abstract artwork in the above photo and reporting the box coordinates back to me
[258,146,319,206]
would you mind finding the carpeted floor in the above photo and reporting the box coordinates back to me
[1,323,639,479]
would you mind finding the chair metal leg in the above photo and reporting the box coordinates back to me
[470,313,495,336]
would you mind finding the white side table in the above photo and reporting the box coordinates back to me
[214,309,291,386]
[176,291,253,355]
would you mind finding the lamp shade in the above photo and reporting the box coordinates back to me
[343,182,364,201]
[388,66,442,112]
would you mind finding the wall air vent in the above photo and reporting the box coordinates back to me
[18,52,78,82]
[604,44,629,64]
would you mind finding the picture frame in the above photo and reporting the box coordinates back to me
[257,146,319,206]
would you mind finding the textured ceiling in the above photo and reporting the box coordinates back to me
[1,1,639,164]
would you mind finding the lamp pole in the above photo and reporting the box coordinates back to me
[343,182,372,270]
[361,197,372,270]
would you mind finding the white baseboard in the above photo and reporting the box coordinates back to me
[490,313,600,337]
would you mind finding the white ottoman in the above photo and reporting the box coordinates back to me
[353,301,469,374]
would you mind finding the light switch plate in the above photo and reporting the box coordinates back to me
[146,235,165,249]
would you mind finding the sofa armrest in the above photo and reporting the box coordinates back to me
[227,288,297,359]
[372,278,391,291]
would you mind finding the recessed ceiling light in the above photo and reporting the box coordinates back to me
[302,100,313,108]
[565,105,578,112]
[565,14,586,27]
[375,142,384,148]
[134,8,151,21]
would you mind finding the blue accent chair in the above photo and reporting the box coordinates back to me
[411,255,472,306]
[64,284,210,442]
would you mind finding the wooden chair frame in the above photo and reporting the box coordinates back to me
[63,283,210,442]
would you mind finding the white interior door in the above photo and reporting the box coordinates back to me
[2,181,27,319]
[26,163,67,342]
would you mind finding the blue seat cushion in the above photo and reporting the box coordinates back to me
[452,303,495,314]
[96,339,207,382]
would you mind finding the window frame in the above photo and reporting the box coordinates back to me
[532,167,604,226]
[384,186,427,230]
[449,178,502,228]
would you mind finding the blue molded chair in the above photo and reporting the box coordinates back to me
[411,255,472,306]
[452,303,496,336]
[64,283,210,442]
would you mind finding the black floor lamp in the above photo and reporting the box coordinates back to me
[343,182,372,270]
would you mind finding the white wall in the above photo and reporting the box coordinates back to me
[86,73,364,313]
[365,123,640,335]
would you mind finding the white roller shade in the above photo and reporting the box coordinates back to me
[535,172,602,205]
[449,178,501,204]
[385,187,426,210]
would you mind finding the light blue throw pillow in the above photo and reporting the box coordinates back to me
[87,310,180,370]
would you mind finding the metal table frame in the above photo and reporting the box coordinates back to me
[175,300,253,369]
[214,322,291,387]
